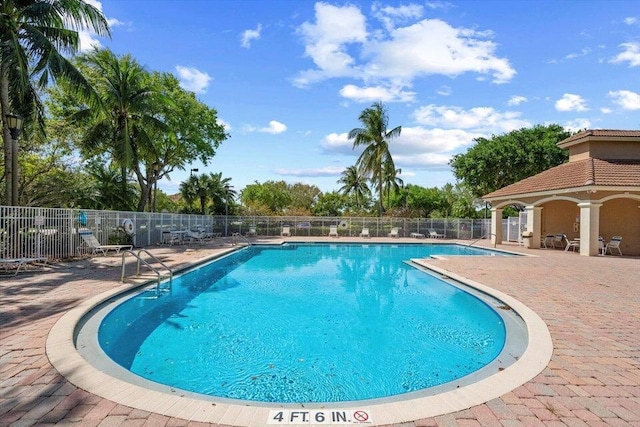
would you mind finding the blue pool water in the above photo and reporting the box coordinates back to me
[98,243,508,403]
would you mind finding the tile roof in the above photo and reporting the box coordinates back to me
[559,129,640,146]
[483,158,640,199]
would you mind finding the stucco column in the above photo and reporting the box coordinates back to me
[525,206,543,249]
[491,208,503,245]
[578,202,602,256]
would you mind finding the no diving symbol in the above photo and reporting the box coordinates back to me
[353,410,369,422]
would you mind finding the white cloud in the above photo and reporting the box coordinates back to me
[274,166,344,177]
[624,17,638,25]
[294,3,367,86]
[608,90,640,110]
[294,4,515,90]
[507,95,527,106]
[241,24,262,48]
[175,66,212,94]
[555,93,588,112]
[260,120,288,134]
[611,42,640,67]
[76,0,121,52]
[600,107,612,114]
[217,118,232,132]
[320,132,352,154]
[372,3,424,31]
[436,85,452,96]
[413,104,530,133]
[563,119,591,132]
[339,84,416,102]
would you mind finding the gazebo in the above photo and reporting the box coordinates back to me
[483,130,640,256]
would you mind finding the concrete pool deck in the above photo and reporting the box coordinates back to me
[1,237,639,426]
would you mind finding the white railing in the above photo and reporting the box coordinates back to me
[0,206,490,260]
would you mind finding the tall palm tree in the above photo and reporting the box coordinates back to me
[337,165,370,209]
[180,174,212,215]
[63,49,169,211]
[1,0,110,205]
[382,159,403,209]
[348,102,401,216]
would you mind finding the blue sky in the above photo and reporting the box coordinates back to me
[82,0,640,195]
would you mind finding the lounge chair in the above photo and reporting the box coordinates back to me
[552,234,568,249]
[0,257,48,276]
[187,229,205,244]
[79,230,132,256]
[360,228,370,238]
[329,225,339,237]
[428,229,444,239]
[605,236,623,255]
[388,227,399,238]
[281,226,291,237]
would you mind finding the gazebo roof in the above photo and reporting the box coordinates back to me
[483,158,640,200]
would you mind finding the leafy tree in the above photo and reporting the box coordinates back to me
[405,185,442,217]
[337,165,370,209]
[289,183,322,216]
[142,72,227,211]
[348,102,401,216]
[1,0,110,205]
[240,181,292,215]
[312,191,347,217]
[450,124,571,197]
[179,172,233,214]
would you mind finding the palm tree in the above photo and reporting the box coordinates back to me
[180,174,212,214]
[337,165,370,209]
[1,0,110,205]
[348,102,401,216]
[63,49,169,211]
[382,160,403,209]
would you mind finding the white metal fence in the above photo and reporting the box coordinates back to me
[0,206,491,260]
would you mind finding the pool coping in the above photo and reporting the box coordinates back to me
[46,247,553,426]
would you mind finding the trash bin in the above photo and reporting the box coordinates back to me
[521,231,533,248]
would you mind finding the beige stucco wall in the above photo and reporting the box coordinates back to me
[540,200,581,240]
[569,141,640,161]
[600,198,640,256]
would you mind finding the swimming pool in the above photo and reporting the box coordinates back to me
[88,243,521,404]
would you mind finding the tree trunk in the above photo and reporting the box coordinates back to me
[1,67,14,205]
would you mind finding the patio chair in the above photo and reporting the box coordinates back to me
[359,228,370,238]
[0,257,48,276]
[161,230,182,245]
[428,229,445,239]
[605,236,623,255]
[247,226,257,237]
[281,226,291,237]
[329,225,339,238]
[388,227,399,238]
[79,230,132,256]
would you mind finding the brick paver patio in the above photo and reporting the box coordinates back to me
[1,239,638,426]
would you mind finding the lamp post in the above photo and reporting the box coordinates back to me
[190,168,199,177]
[224,184,229,237]
[5,114,23,206]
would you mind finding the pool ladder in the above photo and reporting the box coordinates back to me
[120,249,173,292]
[231,232,252,246]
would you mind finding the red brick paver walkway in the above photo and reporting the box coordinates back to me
[1,240,639,426]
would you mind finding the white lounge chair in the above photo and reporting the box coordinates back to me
[388,227,399,238]
[187,229,205,244]
[605,236,623,255]
[360,228,370,238]
[281,226,291,237]
[428,229,444,239]
[552,234,568,249]
[79,230,132,256]
[0,257,48,276]
[329,225,339,237]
